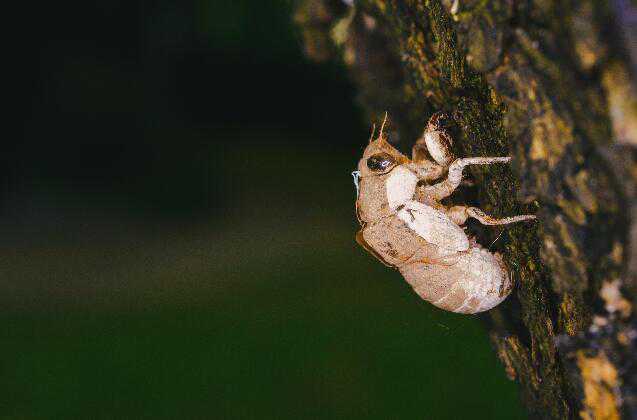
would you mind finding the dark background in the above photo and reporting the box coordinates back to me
[5,1,525,418]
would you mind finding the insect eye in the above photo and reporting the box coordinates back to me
[366,153,396,173]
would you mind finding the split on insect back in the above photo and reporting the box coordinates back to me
[353,112,536,314]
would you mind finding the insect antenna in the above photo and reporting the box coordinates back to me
[368,123,377,143]
[379,111,389,140]
[488,229,506,250]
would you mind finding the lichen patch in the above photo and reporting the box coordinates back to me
[529,112,574,168]
[577,351,620,420]
[599,279,632,319]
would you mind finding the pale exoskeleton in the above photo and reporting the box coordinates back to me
[353,113,536,314]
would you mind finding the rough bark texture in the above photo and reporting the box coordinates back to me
[294,0,637,418]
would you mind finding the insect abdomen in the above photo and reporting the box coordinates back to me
[399,246,512,314]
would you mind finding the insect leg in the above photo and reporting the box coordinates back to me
[412,113,454,166]
[422,157,510,200]
[466,207,536,225]
[411,137,430,163]
[410,159,446,182]
[446,205,536,226]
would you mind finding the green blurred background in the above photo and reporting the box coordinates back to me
[6,1,525,418]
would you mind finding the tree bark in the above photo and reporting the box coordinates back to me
[294,0,637,418]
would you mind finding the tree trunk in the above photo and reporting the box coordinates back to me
[294,0,637,418]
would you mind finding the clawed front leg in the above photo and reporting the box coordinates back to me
[411,112,454,167]
[422,157,511,201]
[446,205,536,226]
[411,139,431,164]
[408,159,446,183]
